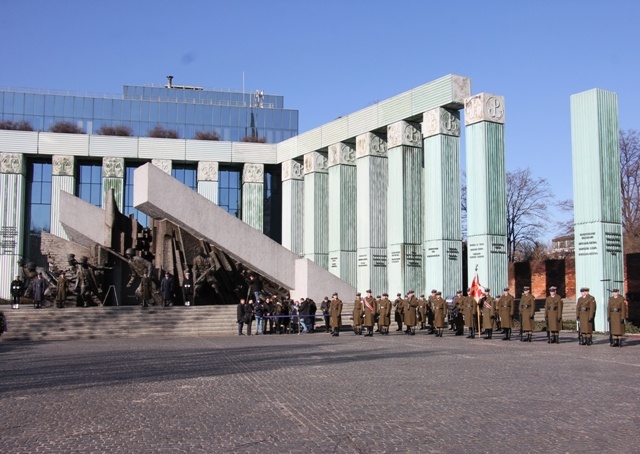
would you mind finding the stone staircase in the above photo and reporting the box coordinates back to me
[0,305,238,341]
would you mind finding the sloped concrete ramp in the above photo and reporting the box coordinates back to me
[133,163,355,301]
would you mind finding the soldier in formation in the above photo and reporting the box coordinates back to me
[498,288,515,341]
[462,288,478,338]
[480,288,495,339]
[544,286,563,344]
[403,290,419,335]
[417,294,428,330]
[377,293,392,335]
[607,288,627,347]
[330,292,343,336]
[576,287,596,346]
[55,272,69,308]
[519,286,536,342]
[426,289,437,334]
[393,293,404,332]
[432,291,447,337]
[362,290,377,337]
[450,290,464,335]
[352,292,364,335]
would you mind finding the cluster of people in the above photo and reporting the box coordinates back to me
[236,295,320,335]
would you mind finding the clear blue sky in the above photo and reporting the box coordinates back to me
[2,0,638,239]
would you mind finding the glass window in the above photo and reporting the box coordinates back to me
[140,102,150,122]
[171,165,197,191]
[201,105,211,125]
[63,96,74,117]
[83,97,93,117]
[26,161,53,255]
[121,100,131,122]
[112,100,122,122]
[77,162,103,207]
[13,93,24,115]
[175,103,185,124]
[102,99,113,120]
[218,168,241,218]
[3,92,14,112]
[124,164,148,227]
[185,104,195,124]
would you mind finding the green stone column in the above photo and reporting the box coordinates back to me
[387,121,423,296]
[571,88,624,332]
[356,132,388,295]
[423,107,463,297]
[281,159,304,255]
[0,152,26,300]
[102,157,125,211]
[465,93,507,294]
[197,161,219,204]
[51,155,75,240]
[328,142,357,286]
[242,163,264,232]
[303,151,329,269]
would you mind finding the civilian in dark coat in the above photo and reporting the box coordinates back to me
[160,272,174,307]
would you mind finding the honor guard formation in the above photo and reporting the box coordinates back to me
[235,286,631,347]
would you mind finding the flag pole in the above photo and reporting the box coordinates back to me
[475,265,481,339]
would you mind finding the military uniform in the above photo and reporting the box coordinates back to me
[462,291,478,338]
[330,293,343,336]
[544,287,563,344]
[519,287,536,342]
[480,290,495,339]
[576,287,596,346]
[393,293,404,331]
[498,288,515,340]
[432,292,447,337]
[608,289,627,347]
[426,291,437,334]
[362,291,378,337]
[352,294,364,335]
[403,291,419,335]
[378,294,392,335]
[451,291,465,335]
[417,295,428,330]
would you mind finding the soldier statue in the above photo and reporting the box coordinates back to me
[576,287,596,346]
[607,288,627,347]
[519,286,536,342]
[544,286,563,344]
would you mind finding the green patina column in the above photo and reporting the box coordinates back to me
[281,159,304,255]
[242,163,264,232]
[303,151,329,269]
[102,157,125,211]
[571,88,623,332]
[51,155,76,240]
[197,161,219,204]
[423,107,463,297]
[465,93,507,294]
[356,132,388,295]
[328,142,357,286]
[0,152,26,300]
[387,121,423,296]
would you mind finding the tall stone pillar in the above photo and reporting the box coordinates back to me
[423,107,463,297]
[387,121,423,296]
[242,163,264,232]
[465,93,507,294]
[356,132,388,295]
[328,142,357,286]
[51,155,75,240]
[281,160,304,255]
[102,157,125,210]
[571,88,624,332]
[197,161,219,204]
[303,151,329,269]
[0,153,26,300]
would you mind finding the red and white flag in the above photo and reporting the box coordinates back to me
[470,266,484,302]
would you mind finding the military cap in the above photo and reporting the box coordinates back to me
[580,287,589,292]
[456,290,462,294]
[612,288,619,292]
[467,287,471,292]
[366,289,372,293]
[332,292,338,296]
[431,289,437,294]
[549,286,557,291]
[436,291,442,296]
[503,287,509,291]
[382,292,389,297]
[420,294,425,298]
[356,292,361,296]
[377,295,381,299]
[408,289,415,294]
[523,286,530,291]
[396,293,401,296]
[485,288,490,292]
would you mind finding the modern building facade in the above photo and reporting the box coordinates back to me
[1,74,511,303]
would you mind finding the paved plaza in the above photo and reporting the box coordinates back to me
[1,329,639,453]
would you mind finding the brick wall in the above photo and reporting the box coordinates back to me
[40,231,91,275]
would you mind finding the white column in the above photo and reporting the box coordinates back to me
[242,163,264,232]
[51,155,75,240]
[281,159,304,255]
[197,161,219,204]
[303,151,329,269]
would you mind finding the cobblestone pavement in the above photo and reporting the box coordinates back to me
[1,329,639,453]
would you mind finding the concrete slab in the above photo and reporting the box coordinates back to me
[133,163,355,301]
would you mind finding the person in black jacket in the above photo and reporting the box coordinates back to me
[299,298,310,333]
[247,274,262,303]
[182,270,193,306]
[254,298,266,335]
[245,299,255,335]
[237,298,247,335]
[160,272,174,307]
[320,296,331,333]
[10,275,23,309]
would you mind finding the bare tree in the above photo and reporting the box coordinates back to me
[506,168,554,262]
[554,198,574,236]
[620,129,640,253]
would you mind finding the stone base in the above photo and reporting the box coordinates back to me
[388,243,423,296]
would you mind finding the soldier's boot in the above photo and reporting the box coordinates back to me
[502,329,509,341]
[439,328,444,337]
[411,327,416,335]
[528,333,533,342]
[587,336,593,346]
[617,338,622,347]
